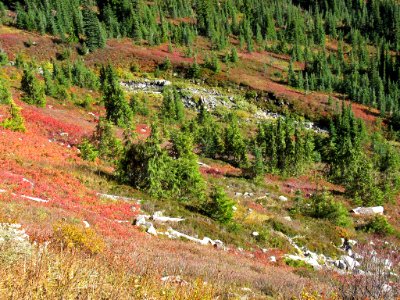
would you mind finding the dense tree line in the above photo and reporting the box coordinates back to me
[7,0,400,51]
[7,0,400,122]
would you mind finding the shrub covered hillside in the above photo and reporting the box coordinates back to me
[0,0,400,299]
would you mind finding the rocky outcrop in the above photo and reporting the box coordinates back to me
[121,79,171,93]
[120,79,328,133]
[351,206,384,215]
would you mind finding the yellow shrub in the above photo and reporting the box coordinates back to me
[53,222,105,255]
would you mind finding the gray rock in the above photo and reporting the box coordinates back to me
[135,215,149,226]
[341,255,360,270]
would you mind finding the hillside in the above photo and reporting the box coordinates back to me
[0,1,400,299]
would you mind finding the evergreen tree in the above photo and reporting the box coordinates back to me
[193,105,224,158]
[204,186,235,224]
[287,59,297,87]
[100,65,133,127]
[223,113,247,166]
[92,118,122,161]
[230,47,239,63]
[21,66,46,107]
[251,144,265,179]
[83,5,106,52]
[160,86,184,122]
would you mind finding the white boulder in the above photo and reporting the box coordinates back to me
[147,225,158,236]
[279,195,288,202]
[351,206,384,215]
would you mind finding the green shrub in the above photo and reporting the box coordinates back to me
[130,62,140,73]
[130,94,149,116]
[204,53,221,73]
[78,139,99,161]
[0,50,8,66]
[15,52,26,69]
[364,215,394,235]
[285,258,313,270]
[56,48,71,61]
[265,218,296,236]
[0,78,11,104]
[302,191,352,227]
[159,57,172,71]
[203,187,235,224]
[77,95,93,110]
[1,101,26,132]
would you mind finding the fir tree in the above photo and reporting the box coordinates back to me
[100,65,133,127]
[83,5,105,52]
[21,66,46,107]
[204,186,235,224]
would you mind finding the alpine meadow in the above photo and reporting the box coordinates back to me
[0,0,400,299]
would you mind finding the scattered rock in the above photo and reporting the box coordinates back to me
[134,215,149,226]
[252,232,259,237]
[270,256,277,263]
[97,193,138,202]
[19,194,49,203]
[166,228,224,249]
[278,195,288,202]
[161,275,188,286]
[147,225,157,236]
[285,254,322,270]
[198,161,210,168]
[152,211,185,223]
[340,255,360,270]
[201,237,215,245]
[334,259,346,270]
[22,178,34,188]
[214,240,224,250]
[83,221,90,228]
